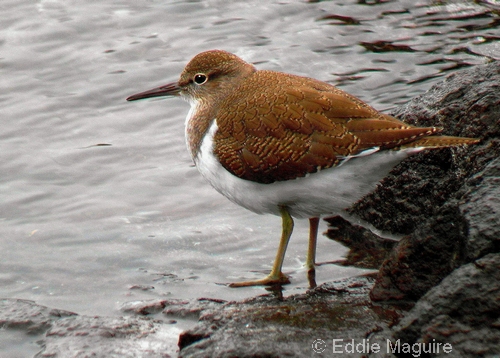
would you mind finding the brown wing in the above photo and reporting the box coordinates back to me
[213,71,457,184]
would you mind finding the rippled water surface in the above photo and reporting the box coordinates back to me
[1,0,499,355]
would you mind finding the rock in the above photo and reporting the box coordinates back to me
[0,298,76,334]
[370,147,500,302]
[393,253,500,358]
[120,299,169,316]
[38,315,174,358]
[461,157,500,260]
[356,61,500,302]
[119,297,228,320]
[369,202,469,301]
[0,298,176,357]
[351,61,500,235]
[178,277,399,358]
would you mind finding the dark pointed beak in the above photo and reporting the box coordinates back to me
[126,82,181,101]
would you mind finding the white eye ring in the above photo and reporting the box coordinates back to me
[193,73,208,85]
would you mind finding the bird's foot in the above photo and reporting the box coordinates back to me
[228,272,290,287]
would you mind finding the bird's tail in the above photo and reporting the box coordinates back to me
[399,135,480,149]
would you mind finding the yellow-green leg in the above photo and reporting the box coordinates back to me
[229,206,294,287]
[305,217,319,270]
[306,217,319,288]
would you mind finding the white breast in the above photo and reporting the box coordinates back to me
[190,120,422,219]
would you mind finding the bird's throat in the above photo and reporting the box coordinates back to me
[185,100,217,160]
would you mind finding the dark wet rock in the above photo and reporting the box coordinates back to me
[393,253,500,358]
[178,277,399,358]
[329,154,498,303]
[342,61,500,302]
[351,61,500,235]
[461,157,500,260]
[370,148,500,303]
[369,202,470,302]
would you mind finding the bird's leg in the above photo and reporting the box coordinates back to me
[306,217,319,288]
[229,205,293,287]
[305,217,320,269]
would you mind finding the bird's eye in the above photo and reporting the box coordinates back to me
[193,73,208,85]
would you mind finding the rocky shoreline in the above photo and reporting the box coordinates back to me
[1,61,499,357]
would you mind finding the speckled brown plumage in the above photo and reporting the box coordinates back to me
[212,70,477,184]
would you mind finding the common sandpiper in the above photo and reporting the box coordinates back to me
[127,50,478,288]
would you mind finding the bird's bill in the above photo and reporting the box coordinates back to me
[126,82,181,101]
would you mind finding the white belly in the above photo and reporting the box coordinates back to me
[192,120,421,219]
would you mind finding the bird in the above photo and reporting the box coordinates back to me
[127,49,479,288]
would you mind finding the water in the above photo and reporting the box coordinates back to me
[1,0,498,355]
